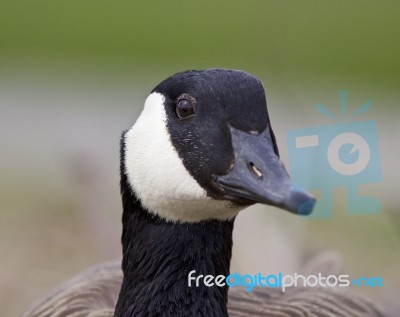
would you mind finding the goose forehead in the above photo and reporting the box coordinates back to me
[123,92,240,222]
[153,69,269,133]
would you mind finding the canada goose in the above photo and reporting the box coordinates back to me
[22,69,386,317]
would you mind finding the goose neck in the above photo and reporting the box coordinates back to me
[114,190,234,317]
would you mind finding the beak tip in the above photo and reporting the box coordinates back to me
[297,198,316,215]
[284,185,316,216]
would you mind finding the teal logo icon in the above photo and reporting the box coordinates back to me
[287,91,382,219]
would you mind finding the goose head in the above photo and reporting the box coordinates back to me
[122,68,316,223]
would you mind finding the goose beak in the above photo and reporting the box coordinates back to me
[216,127,316,215]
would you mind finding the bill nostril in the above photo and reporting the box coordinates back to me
[249,162,263,179]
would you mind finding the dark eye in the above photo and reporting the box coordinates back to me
[176,98,195,119]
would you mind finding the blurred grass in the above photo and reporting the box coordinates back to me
[0,1,399,90]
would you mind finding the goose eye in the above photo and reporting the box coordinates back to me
[176,98,195,119]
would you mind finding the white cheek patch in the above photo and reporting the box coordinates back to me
[124,92,241,223]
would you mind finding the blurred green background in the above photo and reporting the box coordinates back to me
[1,1,399,316]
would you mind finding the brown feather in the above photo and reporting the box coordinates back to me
[22,261,386,317]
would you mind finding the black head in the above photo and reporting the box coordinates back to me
[122,69,315,222]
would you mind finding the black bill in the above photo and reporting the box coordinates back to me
[216,126,316,215]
